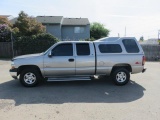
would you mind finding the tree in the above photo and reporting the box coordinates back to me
[0,24,10,42]
[0,16,12,27]
[139,36,144,41]
[13,11,45,36]
[0,16,11,42]
[90,22,110,40]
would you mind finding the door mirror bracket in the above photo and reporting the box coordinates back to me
[48,51,52,57]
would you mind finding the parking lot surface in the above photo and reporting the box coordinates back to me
[0,60,160,120]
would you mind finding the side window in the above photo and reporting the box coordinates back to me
[52,44,73,56]
[99,44,122,53]
[74,27,85,33]
[76,43,90,55]
[122,39,139,53]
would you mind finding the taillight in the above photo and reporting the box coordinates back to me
[142,56,146,65]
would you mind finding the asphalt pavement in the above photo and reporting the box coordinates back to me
[0,60,160,120]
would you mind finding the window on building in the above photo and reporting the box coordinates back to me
[74,27,85,33]
[99,44,122,53]
[51,44,73,56]
[122,39,140,53]
[76,43,90,55]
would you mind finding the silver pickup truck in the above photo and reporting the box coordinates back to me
[10,37,146,87]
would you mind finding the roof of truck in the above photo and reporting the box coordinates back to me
[57,41,91,44]
[57,37,137,43]
[94,37,137,42]
[96,37,120,41]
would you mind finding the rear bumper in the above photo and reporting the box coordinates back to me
[142,68,146,73]
[9,68,18,79]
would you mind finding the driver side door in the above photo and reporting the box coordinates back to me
[44,43,75,77]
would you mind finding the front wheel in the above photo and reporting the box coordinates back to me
[112,68,130,86]
[20,69,41,87]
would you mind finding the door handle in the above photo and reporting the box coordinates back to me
[68,59,74,62]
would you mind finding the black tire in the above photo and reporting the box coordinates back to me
[20,69,41,87]
[111,68,130,86]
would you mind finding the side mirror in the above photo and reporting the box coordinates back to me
[48,51,52,57]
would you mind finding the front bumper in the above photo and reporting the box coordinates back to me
[9,68,18,79]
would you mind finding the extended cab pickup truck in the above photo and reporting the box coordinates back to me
[10,37,146,87]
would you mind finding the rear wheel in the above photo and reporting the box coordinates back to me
[20,69,41,87]
[112,68,130,85]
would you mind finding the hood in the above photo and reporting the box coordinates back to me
[13,53,43,60]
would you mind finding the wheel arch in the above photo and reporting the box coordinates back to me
[111,63,132,74]
[17,65,42,77]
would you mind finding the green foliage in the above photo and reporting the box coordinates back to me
[0,16,12,42]
[90,22,110,40]
[0,16,12,27]
[139,36,144,41]
[14,33,59,55]
[12,11,58,55]
[13,11,45,36]
[0,16,19,39]
[0,24,11,42]
[85,37,95,41]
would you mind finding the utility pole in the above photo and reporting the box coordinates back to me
[118,33,120,37]
[125,26,126,37]
[158,30,160,45]
[11,32,14,58]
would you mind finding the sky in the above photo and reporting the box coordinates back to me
[1,0,160,40]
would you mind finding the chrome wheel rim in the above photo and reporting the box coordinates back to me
[116,72,127,83]
[24,72,36,84]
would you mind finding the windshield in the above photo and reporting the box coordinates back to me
[43,44,56,55]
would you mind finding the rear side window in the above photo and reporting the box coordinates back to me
[76,43,90,55]
[99,44,122,53]
[122,39,139,53]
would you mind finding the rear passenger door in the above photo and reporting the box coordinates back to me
[75,43,95,75]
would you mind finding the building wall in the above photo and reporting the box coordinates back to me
[61,25,90,41]
[45,24,61,39]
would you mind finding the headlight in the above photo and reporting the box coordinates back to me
[11,61,14,65]
[11,61,15,69]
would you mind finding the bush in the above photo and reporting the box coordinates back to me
[14,33,59,55]
[0,24,11,42]
[85,37,95,41]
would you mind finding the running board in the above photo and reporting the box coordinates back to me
[47,76,91,82]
